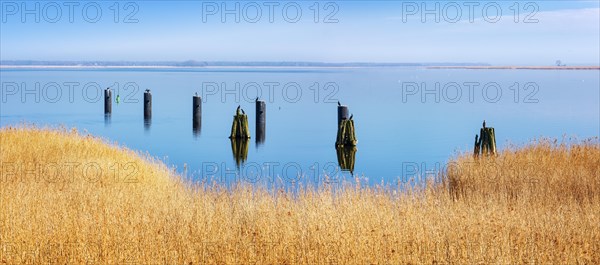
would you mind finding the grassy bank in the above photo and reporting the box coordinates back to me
[1,127,599,264]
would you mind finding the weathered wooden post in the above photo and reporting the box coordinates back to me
[144,89,152,119]
[336,119,358,147]
[337,104,349,127]
[229,106,250,139]
[336,103,357,147]
[473,135,480,158]
[488,127,497,155]
[256,100,266,144]
[230,105,250,168]
[336,146,357,174]
[193,94,202,136]
[104,88,112,115]
[481,127,489,154]
[474,120,497,157]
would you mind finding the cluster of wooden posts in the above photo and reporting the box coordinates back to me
[103,88,359,170]
[229,107,251,139]
[104,87,354,147]
[227,101,266,142]
[104,87,496,171]
[103,87,266,168]
[227,101,266,167]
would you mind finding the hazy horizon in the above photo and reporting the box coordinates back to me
[0,60,493,66]
[2,60,600,67]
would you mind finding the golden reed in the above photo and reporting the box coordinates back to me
[1,126,598,264]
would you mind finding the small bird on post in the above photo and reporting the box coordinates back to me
[338,101,341,106]
[145,89,150,93]
[483,120,486,128]
[349,114,353,120]
[195,92,198,96]
[241,109,245,115]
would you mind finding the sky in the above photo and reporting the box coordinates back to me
[1,0,599,65]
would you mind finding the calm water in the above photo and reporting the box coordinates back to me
[1,68,598,185]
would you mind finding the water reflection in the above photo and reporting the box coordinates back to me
[230,138,249,168]
[336,146,357,174]
[104,114,111,127]
[144,117,151,132]
[4,68,597,184]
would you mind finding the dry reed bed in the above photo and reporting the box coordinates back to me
[1,127,599,264]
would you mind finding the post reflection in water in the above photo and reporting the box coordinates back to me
[336,146,357,175]
[144,117,151,132]
[104,114,111,127]
[230,138,249,169]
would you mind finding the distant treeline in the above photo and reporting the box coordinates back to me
[0,60,491,67]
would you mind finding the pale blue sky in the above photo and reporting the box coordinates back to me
[1,1,599,65]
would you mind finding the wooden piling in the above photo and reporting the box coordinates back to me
[229,106,250,167]
[336,146,357,174]
[144,90,152,119]
[256,100,266,144]
[104,88,112,115]
[473,135,480,158]
[336,119,358,147]
[337,105,349,127]
[229,108,250,139]
[480,128,488,155]
[474,122,497,157]
[193,95,202,136]
[490,128,497,154]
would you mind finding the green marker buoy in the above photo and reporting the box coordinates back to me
[116,95,120,104]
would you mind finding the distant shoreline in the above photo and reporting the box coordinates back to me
[427,66,600,70]
[0,65,374,69]
[2,65,598,70]
[0,61,490,69]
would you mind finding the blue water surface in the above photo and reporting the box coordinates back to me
[1,67,598,186]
